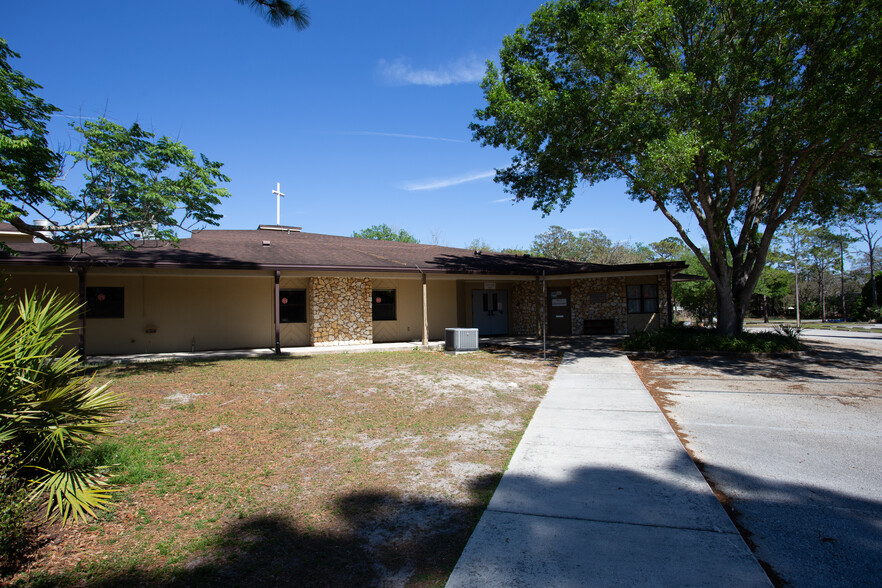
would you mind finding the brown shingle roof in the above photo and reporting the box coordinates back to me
[0,229,686,276]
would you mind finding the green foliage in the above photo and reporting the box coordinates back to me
[0,447,35,575]
[0,288,123,524]
[0,39,62,237]
[529,225,654,264]
[0,39,230,250]
[860,272,882,310]
[649,237,688,261]
[352,224,420,243]
[466,238,495,251]
[622,325,805,353]
[772,323,803,340]
[672,250,716,324]
[473,0,882,335]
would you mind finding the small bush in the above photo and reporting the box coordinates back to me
[773,323,803,339]
[621,325,805,353]
[0,449,36,576]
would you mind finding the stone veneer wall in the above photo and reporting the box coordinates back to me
[656,274,670,326]
[308,277,373,346]
[571,277,628,334]
[510,280,540,336]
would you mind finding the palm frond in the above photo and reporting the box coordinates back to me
[29,466,116,524]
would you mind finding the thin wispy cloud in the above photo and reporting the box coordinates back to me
[346,131,466,144]
[402,170,495,191]
[491,197,512,203]
[54,113,112,122]
[378,55,485,86]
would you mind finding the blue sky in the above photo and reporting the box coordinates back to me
[6,0,695,250]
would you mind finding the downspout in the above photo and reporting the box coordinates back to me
[274,270,281,354]
[666,269,673,327]
[77,267,86,362]
[416,265,428,346]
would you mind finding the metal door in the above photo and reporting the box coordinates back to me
[472,290,508,335]
[547,287,571,336]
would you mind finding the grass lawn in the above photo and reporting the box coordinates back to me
[9,348,557,587]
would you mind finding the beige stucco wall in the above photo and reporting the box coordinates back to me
[624,274,669,333]
[3,268,274,354]
[370,277,459,342]
[3,270,80,351]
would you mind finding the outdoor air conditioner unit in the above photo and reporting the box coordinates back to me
[445,328,479,352]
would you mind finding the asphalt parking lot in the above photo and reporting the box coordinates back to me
[630,330,882,587]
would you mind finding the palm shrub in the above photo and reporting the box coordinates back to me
[0,288,122,524]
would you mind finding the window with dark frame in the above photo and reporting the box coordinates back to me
[279,289,306,323]
[372,289,396,321]
[86,287,125,318]
[627,284,659,314]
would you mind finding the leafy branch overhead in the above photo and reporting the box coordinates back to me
[0,38,230,251]
[473,0,881,335]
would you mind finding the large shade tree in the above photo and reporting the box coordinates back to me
[471,0,881,334]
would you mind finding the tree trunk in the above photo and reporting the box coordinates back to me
[819,268,826,322]
[871,246,877,307]
[763,294,769,323]
[716,292,739,335]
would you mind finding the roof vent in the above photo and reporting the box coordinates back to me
[262,240,271,247]
[33,219,55,239]
[258,224,302,232]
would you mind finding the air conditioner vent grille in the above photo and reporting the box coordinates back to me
[445,328,478,352]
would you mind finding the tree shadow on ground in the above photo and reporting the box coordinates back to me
[483,335,626,359]
[86,353,312,377]
[19,459,882,587]
[695,463,882,588]
[636,340,882,381]
[24,474,502,587]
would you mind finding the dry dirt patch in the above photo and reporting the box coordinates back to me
[9,349,557,587]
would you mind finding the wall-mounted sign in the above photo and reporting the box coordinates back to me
[484,282,496,290]
[551,299,567,307]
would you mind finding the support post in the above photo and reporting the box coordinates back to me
[542,270,547,360]
[535,275,542,338]
[665,269,673,327]
[274,270,281,354]
[77,268,86,362]
[421,273,429,346]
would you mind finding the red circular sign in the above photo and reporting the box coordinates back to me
[281,297,288,304]
[97,293,106,302]
[375,297,382,304]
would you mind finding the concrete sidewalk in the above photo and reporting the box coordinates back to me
[447,351,771,587]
